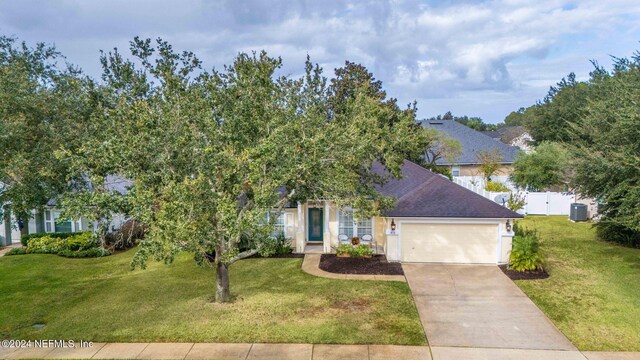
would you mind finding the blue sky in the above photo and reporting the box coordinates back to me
[1,0,639,123]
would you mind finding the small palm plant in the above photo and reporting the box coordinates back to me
[509,226,545,272]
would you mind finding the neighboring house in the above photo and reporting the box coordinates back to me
[281,160,521,264]
[420,120,520,187]
[0,175,131,246]
[483,126,533,153]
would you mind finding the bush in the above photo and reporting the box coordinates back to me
[59,232,97,252]
[507,192,526,212]
[104,220,146,250]
[5,247,26,256]
[58,247,111,258]
[334,243,374,258]
[485,181,510,192]
[509,231,544,272]
[24,232,109,258]
[595,220,640,248]
[351,244,374,257]
[257,233,292,257]
[21,231,77,247]
[335,244,353,256]
[26,235,64,254]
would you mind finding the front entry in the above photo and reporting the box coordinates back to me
[307,208,324,242]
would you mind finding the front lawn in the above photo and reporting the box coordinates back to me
[0,250,425,345]
[517,216,640,351]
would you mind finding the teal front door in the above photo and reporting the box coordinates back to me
[308,208,324,242]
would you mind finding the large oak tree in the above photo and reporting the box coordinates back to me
[65,38,431,302]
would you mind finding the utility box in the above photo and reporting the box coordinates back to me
[570,203,588,222]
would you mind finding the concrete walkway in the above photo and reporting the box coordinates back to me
[301,253,406,282]
[403,263,576,351]
[1,342,638,359]
[0,343,431,359]
[0,243,21,256]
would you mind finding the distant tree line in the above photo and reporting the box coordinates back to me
[505,52,640,247]
[425,111,504,132]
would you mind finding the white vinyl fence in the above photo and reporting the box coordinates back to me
[453,178,576,216]
[522,191,575,216]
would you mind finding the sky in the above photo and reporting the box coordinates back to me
[1,0,639,123]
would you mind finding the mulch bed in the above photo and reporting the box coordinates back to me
[499,264,549,280]
[319,254,404,275]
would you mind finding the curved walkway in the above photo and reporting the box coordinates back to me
[301,253,406,282]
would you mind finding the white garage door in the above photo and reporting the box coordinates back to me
[401,222,498,263]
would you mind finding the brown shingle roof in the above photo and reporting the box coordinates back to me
[374,160,523,219]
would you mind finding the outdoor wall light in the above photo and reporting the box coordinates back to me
[506,220,512,233]
[390,219,396,232]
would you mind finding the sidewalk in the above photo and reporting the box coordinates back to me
[1,342,638,360]
[0,343,430,359]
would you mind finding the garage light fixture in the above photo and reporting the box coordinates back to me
[506,220,512,233]
[390,219,396,233]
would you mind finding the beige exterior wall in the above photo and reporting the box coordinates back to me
[286,204,515,264]
[288,201,385,251]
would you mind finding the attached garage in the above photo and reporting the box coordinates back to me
[372,160,522,264]
[400,222,499,263]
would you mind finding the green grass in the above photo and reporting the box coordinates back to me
[0,250,425,345]
[516,216,640,351]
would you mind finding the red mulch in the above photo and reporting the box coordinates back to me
[499,264,549,280]
[319,254,404,275]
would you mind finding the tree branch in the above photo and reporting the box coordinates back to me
[226,248,259,264]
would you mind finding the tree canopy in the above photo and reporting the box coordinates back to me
[504,51,640,247]
[510,142,569,191]
[426,111,501,131]
[57,38,432,302]
[0,36,92,223]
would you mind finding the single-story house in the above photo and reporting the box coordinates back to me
[420,120,520,186]
[4,163,522,264]
[280,160,522,264]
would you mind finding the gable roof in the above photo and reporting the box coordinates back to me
[373,160,522,218]
[420,120,520,165]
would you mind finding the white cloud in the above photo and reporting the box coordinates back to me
[0,0,639,121]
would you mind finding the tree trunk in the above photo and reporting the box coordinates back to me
[215,261,231,303]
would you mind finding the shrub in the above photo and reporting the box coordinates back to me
[485,181,510,192]
[26,235,64,254]
[21,231,77,247]
[334,244,374,258]
[104,220,146,250]
[507,192,526,212]
[58,247,111,258]
[59,232,97,252]
[509,232,544,272]
[257,233,292,257]
[335,244,353,256]
[24,232,109,258]
[595,220,640,248]
[350,244,374,257]
[5,247,26,256]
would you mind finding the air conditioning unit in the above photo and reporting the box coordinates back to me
[570,203,588,222]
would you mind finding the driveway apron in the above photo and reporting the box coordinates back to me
[403,263,576,350]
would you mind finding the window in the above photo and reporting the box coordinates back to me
[356,217,372,236]
[338,210,354,238]
[452,165,461,177]
[44,209,74,233]
[266,211,286,237]
[273,212,285,237]
[338,209,372,238]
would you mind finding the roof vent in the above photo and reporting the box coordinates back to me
[429,121,443,125]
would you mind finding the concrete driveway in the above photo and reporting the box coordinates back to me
[403,263,576,351]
